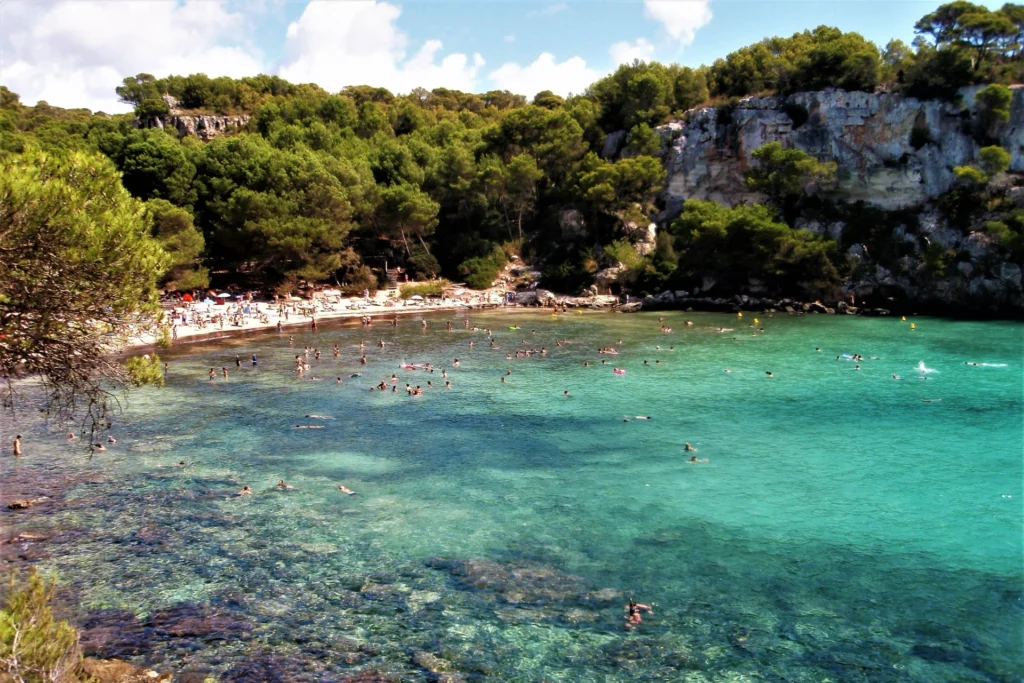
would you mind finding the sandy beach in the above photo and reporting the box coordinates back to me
[128,290,618,352]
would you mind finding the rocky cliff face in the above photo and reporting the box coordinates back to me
[603,86,1024,317]
[133,95,250,141]
[134,112,251,141]
[631,86,1024,216]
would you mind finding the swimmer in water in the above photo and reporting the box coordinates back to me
[724,369,732,373]
[635,416,651,420]
[893,374,902,380]
[68,432,77,440]
[305,414,333,419]
[277,480,294,490]
[237,485,251,496]
[624,599,653,628]
[684,442,697,452]
[294,424,325,429]
[337,484,358,495]
[107,436,116,444]
[564,390,571,397]
[766,371,774,378]
[94,443,106,452]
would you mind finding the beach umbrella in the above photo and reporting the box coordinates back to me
[181,293,193,302]
[202,298,215,305]
[410,295,424,300]
[216,292,232,298]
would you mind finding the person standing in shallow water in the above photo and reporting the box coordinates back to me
[13,435,22,457]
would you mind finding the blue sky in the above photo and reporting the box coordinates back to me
[0,0,1005,112]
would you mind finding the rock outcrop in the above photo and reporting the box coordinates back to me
[599,86,1024,317]
[628,86,1024,217]
[134,113,250,141]
[133,97,250,140]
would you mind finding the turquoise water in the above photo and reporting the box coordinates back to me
[5,311,1022,681]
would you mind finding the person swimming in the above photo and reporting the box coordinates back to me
[277,480,294,490]
[294,424,325,429]
[635,416,651,420]
[237,485,251,496]
[766,371,774,377]
[684,442,697,452]
[305,414,333,419]
[337,484,358,495]
[624,599,653,628]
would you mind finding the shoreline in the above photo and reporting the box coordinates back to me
[123,299,610,355]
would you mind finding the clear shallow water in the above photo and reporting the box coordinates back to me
[4,311,1023,681]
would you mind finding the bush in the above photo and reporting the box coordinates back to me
[124,353,164,386]
[156,326,172,349]
[399,280,448,299]
[603,239,643,269]
[459,257,502,290]
[978,145,1011,177]
[975,84,1012,137]
[341,265,378,296]
[0,571,81,682]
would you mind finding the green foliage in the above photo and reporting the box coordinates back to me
[708,26,881,98]
[975,84,1013,135]
[459,245,508,290]
[985,211,1024,260]
[953,164,990,184]
[603,239,643,269]
[923,239,952,277]
[342,265,378,296]
[668,200,840,292]
[399,280,449,298]
[124,353,165,386]
[146,199,207,289]
[978,145,1011,176]
[0,571,81,682]
[625,123,662,156]
[673,68,710,112]
[746,143,837,219]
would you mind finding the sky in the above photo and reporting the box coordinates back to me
[0,0,1003,113]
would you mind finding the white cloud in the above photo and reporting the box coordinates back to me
[488,53,598,98]
[609,38,656,65]
[0,0,263,112]
[527,2,568,18]
[643,0,712,45]
[278,1,484,94]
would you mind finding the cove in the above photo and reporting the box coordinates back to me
[4,311,1021,681]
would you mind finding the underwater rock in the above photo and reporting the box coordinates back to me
[339,671,403,683]
[78,657,171,682]
[426,557,589,605]
[146,604,250,642]
[411,651,456,673]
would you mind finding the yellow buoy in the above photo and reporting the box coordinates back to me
[901,316,907,322]
[754,318,759,324]
[910,323,916,330]
[737,312,743,318]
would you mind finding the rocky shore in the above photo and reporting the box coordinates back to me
[626,291,894,317]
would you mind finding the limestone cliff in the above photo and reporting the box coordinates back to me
[604,86,1024,317]
[134,112,250,141]
[132,95,250,141]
